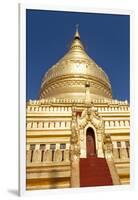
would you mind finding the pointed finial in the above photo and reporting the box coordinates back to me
[74,24,80,39]
[76,24,79,31]
[70,24,84,50]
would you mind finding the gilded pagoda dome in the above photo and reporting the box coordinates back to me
[39,28,112,100]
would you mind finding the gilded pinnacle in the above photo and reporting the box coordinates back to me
[74,24,80,39]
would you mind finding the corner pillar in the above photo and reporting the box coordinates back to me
[70,155,80,187]
[70,109,80,188]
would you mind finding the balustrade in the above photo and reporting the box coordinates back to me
[26,120,71,129]
[27,105,72,113]
[27,143,70,163]
[27,148,70,163]
[112,141,130,160]
[104,120,130,128]
[27,119,129,130]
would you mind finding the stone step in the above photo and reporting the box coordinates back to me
[80,157,113,187]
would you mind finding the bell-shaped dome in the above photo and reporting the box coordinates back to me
[39,28,112,100]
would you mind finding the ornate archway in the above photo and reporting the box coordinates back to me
[77,107,105,158]
[86,127,96,157]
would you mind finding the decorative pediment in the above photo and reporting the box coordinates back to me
[78,107,104,130]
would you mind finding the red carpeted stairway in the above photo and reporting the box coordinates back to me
[80,156,113,187]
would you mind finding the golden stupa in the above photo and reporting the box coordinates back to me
[26,27,130,190]
[40,28,112,100]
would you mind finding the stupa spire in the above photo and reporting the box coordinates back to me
[70,24,84,50]
[74,24,80,39]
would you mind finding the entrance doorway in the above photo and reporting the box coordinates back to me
[86,127,96,157]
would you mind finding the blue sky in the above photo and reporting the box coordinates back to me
[26,9,130,101]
